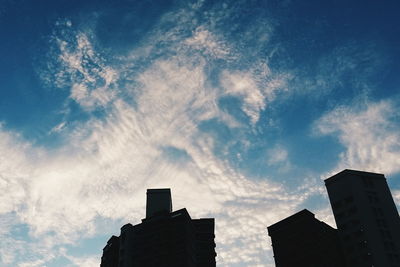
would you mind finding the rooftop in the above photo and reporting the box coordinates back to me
[324,169,385,185]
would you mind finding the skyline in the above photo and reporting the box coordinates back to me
[1,0,400,266]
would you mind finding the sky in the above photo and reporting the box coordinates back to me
[0,0,400,266]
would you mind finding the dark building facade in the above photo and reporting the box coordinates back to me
[325,169,400,267]
[101,235,120,267]
[267,209,346,267]
[100,189,216,267]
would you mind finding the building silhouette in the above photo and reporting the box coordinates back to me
[100,188,216,267]
[267,169,400,267]
[325,169,400,267]
[101,235,120,267]
[267,209,346,267]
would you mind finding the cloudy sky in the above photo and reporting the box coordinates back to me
[1,0,400,266]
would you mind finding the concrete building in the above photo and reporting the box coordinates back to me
[267,209,346,267]
[100,189,216,267]
[325,169,400,267]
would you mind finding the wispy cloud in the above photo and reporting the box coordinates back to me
[290,41,385,101]
[41,21,119,111]
[315,99,400,175]
[48,121,67,135]
[59,32,118,110]
[0,2,322,267]
[220,67,289,125]
[63,253,99,267]
[185,26,231,59]
[266,145,291,173]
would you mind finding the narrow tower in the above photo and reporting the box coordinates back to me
[146,188,172,218]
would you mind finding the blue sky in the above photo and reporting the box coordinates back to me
[0,0,400,266]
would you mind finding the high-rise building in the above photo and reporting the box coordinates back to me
[325,169,400,267]
[100,188,217,267]
[267,209,346,267]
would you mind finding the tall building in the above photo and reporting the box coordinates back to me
[325,169,400,267]
[100,188,216,267]
[267,209,346,267]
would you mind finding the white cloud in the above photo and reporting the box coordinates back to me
[267,145,288,165]
[0,56,307,266]
[63,254,99,267]
[185,26,231,59]
[52,31,119,110]
[1,4,308,267]
[220,68,289,125]
[0,127,33,215]
[221,71,265,124]
[266,145,291,173]
[49,121,67,135]
[315,100,400,175]
[0,216,59,267]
